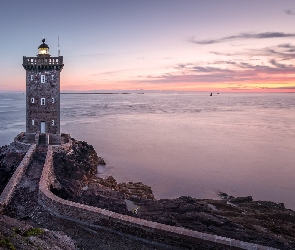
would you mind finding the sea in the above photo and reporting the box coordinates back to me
[1,92,295,209]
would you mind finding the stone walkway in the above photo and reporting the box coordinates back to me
[5,146,46,220]
[4,146,195,250]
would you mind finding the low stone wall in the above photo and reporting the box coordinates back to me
[49,133,61,145]
[0,144,36,213]
[38,146,276,250]
[10,132,32,151]
[51,137,72,153]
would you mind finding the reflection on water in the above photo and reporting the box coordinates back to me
[1,92,295,209]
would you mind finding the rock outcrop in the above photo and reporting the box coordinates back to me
[3,138,294,249]
[2,143,168,250]
[52,139,154,214]
[134,195,295,249]
[0,145,26,194]
[0,214,76,249]
[51,139,295,249]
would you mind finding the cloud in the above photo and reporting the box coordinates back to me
[174,63,192,70]
[260,47,295,60]
[269,59,289,68]
[284,9,295,15]
[278,43,294,48]
[190,32,295,45]
[209,43,295,61]
[175,63,234,73]
[135,49,295,88]
[93,69,127,76]
[192,66,234,73]
[138,65,295,85]
[272,86,295,90]
[226,84,295,91]
[277,43,295,52]
[210,51,235,56]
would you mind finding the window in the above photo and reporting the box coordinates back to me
[51,75,54,80]
[51,97,55,103]
[32,120,35,126]
[41,98,45,105]
[51,120,55,126]
[31,97,35,103]
[30,75,33,81]
[41,75,45,83]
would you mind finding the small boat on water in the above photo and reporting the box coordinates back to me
[210,92,212,96]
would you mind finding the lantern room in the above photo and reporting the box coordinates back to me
[38,38,50,56]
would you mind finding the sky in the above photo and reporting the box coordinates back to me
[0,0,295,92]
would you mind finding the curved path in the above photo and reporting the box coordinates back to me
[3,145,182,249]
[3,143,277,250]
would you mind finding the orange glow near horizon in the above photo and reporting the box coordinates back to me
[57,78,295,93]
[1,68,294,93]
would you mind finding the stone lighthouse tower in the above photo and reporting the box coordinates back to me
[23,38,64,144]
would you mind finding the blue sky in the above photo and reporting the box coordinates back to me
[0,0,295,92]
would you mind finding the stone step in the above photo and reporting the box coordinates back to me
[38,134,46,145]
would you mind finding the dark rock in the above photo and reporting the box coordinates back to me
[0,215,76,249]
[118,181,154,199]
[52,139,155,214]
[0,145,26,194]
[218,192,228,199]
[228,196,253,203]
[50,139,295,249]
[98,157,106,165]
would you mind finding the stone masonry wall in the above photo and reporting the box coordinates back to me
[10,133,32,151]
[51,138,72,153]
[26,68,61,134]
[38,146,276,250]
[0,144,36,213]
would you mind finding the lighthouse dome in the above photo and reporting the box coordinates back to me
[38,38,50,55]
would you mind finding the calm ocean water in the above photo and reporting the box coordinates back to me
[1,92,295,209]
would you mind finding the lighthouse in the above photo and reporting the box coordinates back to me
[23,38,64,144]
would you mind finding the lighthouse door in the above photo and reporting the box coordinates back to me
[40,122,46,133]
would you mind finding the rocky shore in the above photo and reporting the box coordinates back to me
[0,214,76,249]
[1,139,295,249]
[50,139,295,249]
[1,143,165,250]
[51,140,154,214]
[0,145,27,194]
